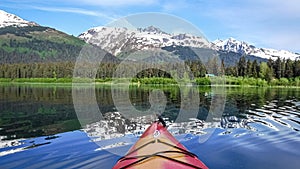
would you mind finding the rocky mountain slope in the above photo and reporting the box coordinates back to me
[0,10,89,63]
[213,38,299,60]
[79,26,210,56]
[79,26,299,61]
[0,10,37,28]
[1,9,298,64]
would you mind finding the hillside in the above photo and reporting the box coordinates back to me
[0,9,299,80]
[0,26,86,63]
[79,26,271,66]
[0,23,121,79]
[161,46,267,66]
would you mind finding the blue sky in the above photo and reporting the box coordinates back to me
[1,0,299,52]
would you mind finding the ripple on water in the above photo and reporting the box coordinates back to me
[244,99,300,133]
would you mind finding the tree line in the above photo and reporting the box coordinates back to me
[1,56,300,83]
[225,56,300,81]
[0,59,211,79]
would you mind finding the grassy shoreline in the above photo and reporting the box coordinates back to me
[1,77,300,87]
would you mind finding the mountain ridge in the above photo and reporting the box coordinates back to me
[0,10,38,28]
[212,37,299,60]
[78,26,210,56]
[79,26,300,60]
[0,9,299,62]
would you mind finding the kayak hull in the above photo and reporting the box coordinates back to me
[113,122,208,169]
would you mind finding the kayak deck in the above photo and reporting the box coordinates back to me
[113,122,208,169]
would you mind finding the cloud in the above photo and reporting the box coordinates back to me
[67,0,158,7]
[262,0,300,18]
[201,0,300,52]
[2,0,159,8]
[161,0,190,12]
[248,29,300,53]
[2,0,299,52]
[32,6,115,20]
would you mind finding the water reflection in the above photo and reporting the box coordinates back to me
[1,85,300,144]
[248,99,300,132]
[1,85,300,169]
[0,84,79,140]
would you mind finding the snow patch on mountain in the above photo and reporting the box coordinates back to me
[79,26,210,55]
[79,26,299,60]
[0,10,37,28]
[213,38,300,60]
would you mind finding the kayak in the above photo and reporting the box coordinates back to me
[113,121,208,169]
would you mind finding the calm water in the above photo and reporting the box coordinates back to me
[0,84,300,169]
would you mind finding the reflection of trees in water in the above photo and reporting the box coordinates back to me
[1,85,300,140]
[0,85,78,140]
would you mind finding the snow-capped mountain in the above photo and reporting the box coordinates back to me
[0,10,37,28]
[78,26,210,56]
[213,37,299,60]
[0,9,298,61]
[79,26,299,60]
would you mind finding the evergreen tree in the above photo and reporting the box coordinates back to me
[293,60,300,77]
[246,60,252,77]
[251,60,259,78]
[267,58,274,69]
[285,59,294,78]
[281,58,286,78]
[274,57,282,79]
[221,59,225,76]
[237,56,246,76]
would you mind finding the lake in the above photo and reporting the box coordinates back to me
[0,84,300,169]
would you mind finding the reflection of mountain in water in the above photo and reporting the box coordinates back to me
[1,85,300,145]
[83,111,230,141]
[84,98,300,141]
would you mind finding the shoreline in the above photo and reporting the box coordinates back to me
[1,77,300,88]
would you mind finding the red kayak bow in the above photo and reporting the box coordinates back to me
[113,121,208,169]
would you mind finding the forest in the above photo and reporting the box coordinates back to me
[0,25,85,63]
[0,26,300,86]
[1,56,300,86]
[226,56,300,81]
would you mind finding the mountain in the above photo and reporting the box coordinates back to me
[0,25,87,64]
[78,26,267,65]
[213,37,300,60]
[0,10,93,64]
[0,10,122,79]
[80,26,299,61]
[78,26,210,56]
[0,9,297,65]
[0,10,37,28]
